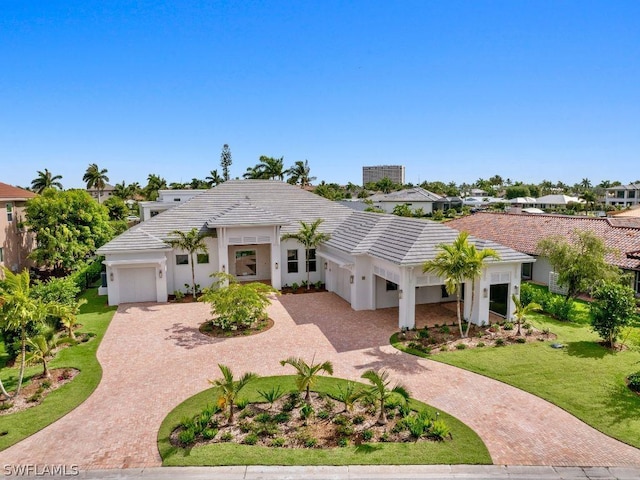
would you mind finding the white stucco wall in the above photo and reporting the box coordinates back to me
[167,237,219,294]
[531,256,553,286]
[281,238,324,287]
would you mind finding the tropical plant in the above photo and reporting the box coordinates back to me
[361,369,410,425]
[25,328,73,379]
[82,163,109,202]
[287,160,316,187]
[279,356,334,402]
[281,219,330,289]
[511,293,541,336]
[220,144,232,181]
[112,181,136,200]
[335,381,365,412]
[257,385,285,410]
[167,228,209,296]
[257,156,286,180]
[206,169,224,187]
[56,298,88,340]
[392,203,412,217]
[31,169,63,193]
[143,174,167,200]
[579,190,598,213]
[590,280,638,349]
[208,364,257,424]
[0,268,61,396]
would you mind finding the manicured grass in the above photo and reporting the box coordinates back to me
[0,288,116,451]
[392,314,640,449]
[524,283,591,324]
[159,375,491,466]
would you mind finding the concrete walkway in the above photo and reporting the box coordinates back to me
[2,292,640,469]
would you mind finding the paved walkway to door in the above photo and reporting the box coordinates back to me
[2,292,640,469]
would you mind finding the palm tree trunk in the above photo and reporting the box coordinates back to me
[43,358,51,379]
[377,398,387,425]
[464,280,476,338]
[0,378,12,399]
[228,401,234,424]
[68,326,76,340]
[16,328,27,395]
[305,385,311,402]
[455,287,463,338]
[190,252,196,297]
[306,248,311,290]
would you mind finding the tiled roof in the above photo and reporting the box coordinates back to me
[535,194,583,205]
[0,182,37,201]
[369,187,442,203]
[446,212,640,270]
[98,180,531,267]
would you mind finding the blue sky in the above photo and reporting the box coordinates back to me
[1,1,639,189]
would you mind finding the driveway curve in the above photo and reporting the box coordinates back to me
[2,293,640,469]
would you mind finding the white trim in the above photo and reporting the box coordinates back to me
[316,250,354,269]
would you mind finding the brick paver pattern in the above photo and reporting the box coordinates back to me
[2,293,640,469]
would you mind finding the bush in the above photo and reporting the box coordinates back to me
[547,296,574,321]
[352,414,365,425]
[68,259,104,291]
[361,429,374,441]
[503,322,514,331]
[220,432,233,442]
[202,428,218,440]
[429,419,451,441]
[455,343,466,350]
[317,409,330,420]
[273,412,291,424]
[243,433,258,445]
[270,437,286,447]
[495,338,505,347]
[591,281,638,348]
[178,428,196,445]
[627,372,640,393]
[516,337,526,344]
[32,276,81,307]
[417,328,430,339]
[476,342,485,348]
[337,437,349,447]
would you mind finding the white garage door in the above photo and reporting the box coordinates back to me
[118,267,157,303]
[336,267,351,304]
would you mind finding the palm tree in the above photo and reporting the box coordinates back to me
[361,369,410,425]
[243,165,266,179]
[287,160,316,187]
[25,328,72,379]
[144,174,167,200]
[56,298,88,340]
[279,356,334,402]
[0,268,59,396]
[579,190,598,214]
[206,169,224,187]
[167,228,208,296]
[257,156,286,180]
[31,169,63,193]
[336,381,365,413]
[82,163,109,202]
[208,364,257,424]
[113,181,137,200]
[422,232,499,338]
[512,294,541,336]
[281,219,330,289]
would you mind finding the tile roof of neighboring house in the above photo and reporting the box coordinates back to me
[368,187,443,203]
[535,194,583,205]
[610,206,640,218]
[446,212,640,270]
[0,182,37,201]
[98,180,531,267]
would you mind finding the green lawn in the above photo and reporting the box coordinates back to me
[159,375,491,466]
[392,314,640,449]
[0,287,116,451]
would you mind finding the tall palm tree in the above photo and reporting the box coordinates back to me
[112,181,136,200]
[243,165,266,179]
[280,356,334,402]
[422,232,499,338]
[361,369,410,425]
[257,156,286,180]
[208,364,257,424]
[31,169,63,193]
[83,163,109,202]
[287,160,316,187]
[281,219,330,289]
[167,228,208,296]
[144,174,167,200]
[206,169,224,187]
[579,190,598,214]
[0,268,59,396]
[512,294,541,336]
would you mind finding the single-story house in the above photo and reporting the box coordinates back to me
[534,194,584,210]
[97,180,532,328]
[367,187,458,215]
[447,212,640,296]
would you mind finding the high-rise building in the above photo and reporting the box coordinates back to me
[362,165,405,186]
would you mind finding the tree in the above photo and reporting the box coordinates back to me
[279,356,334,402]
[0,268,60,396]
[220,144,232,181]
[25,189,114,274]
[579,190,598,214]
[537,229,620,301]
[143,174,167,201]
[25,327,72,379]
[31,169,63,193]
[82,163,109,202]
[422,232,499,338]
[57,298,87,340]
[335,382,365,412]
[167,228,209,296]
[208,364,257,424]
[281,219,331,289]
[112,181,136,200]
[256,156,286,180]
[103,196,128,221]
[511,294,541,336]
[200,273,277,330]
[206,169,224,187]
[287,160,316,187]
[243,165,266,180]
[392,203,412,217]
[505,185,531,199]
[590,281,638,349]
[361,369,410,425]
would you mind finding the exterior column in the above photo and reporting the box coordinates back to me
[216,227,229,286]
[270,226,282,290]
[398,267,416,329]
[351,255,374,310]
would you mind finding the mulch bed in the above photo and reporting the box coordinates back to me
[199,318,274,338]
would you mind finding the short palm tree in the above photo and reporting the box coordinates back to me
[512,294,541,336]
[281,219,330,289]
[208,364,257,424]
[31,169,63,193]
[56,298,88,340]
[25,328,72,379]
[336,381,365,413]
[113,181,135,200]
[280,356,334,402]
[83,163,109,202]
[361,369,410,425]
[167,228,209,296]
[579,190,598,214]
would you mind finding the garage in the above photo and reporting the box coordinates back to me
[335,267,351,303]
[118,267,157,303]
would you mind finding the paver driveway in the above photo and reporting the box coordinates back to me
[2,292,640,469]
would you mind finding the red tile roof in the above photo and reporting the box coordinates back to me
[446,212,640,270]
[0,182,37,201]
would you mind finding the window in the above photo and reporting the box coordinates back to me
[306,249,317,272]
[150,210,159,217]
[197,253,209,264]
[521,262,533,280]
[441,285,450,298]
[6,202,13,222]
[386,280,398,291]
[616,191,625,198]
[0,247,3,262]
[287,249,298,273]
[635,271,640,295]
[629,191,636,199]
[176,254,188,265]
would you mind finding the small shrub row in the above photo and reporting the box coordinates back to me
[520,283,574,321]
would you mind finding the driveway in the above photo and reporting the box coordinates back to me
[2,292,640,469]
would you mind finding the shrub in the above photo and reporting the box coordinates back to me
[282,392,300,411]
[178,428,196,445]
[202,428,218,440]
[238,421,253,433]
[547,296,574,321]
[317,409,330,420]
[333,414,350,426]
[300,402,314,421]
[270,437,286,447]
[626,372,640,393]
[254,413,273,423]
[291,282,299,291]
[417,328,430,339]
[0,402,14,411]
[337,437,349,447]
[173,290,185,302]
[439,325,450,334]
[336,424,354,437]
[476,342,485,348]
[495,338,505,347]
[361,429,374,441]
[455,343,466,350]
[429,419,451,441]
[243,433,258,445]
[304,437,318,448]
[379,431,390,442]
[273,412,291,424]
[27,393,41,403]
[591,281,638,348]
[220,432,233,442]
[41,380,52,389]
[516,337,526,344]
[503,322,514,330]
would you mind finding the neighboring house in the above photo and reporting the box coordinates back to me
[462,196,504,208]
[509,197,537,207]
[362,165,405,186]
[447,212,640,296]
[139,189,207,221]
[87,183,116,203]
[97,180,531,328]
[534,194,583,210]
[367,187,455,214]
[605,183,640,208]
[0,182,36,274]
[609,205,640,218]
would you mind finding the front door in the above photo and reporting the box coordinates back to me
[489,283,509,317]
